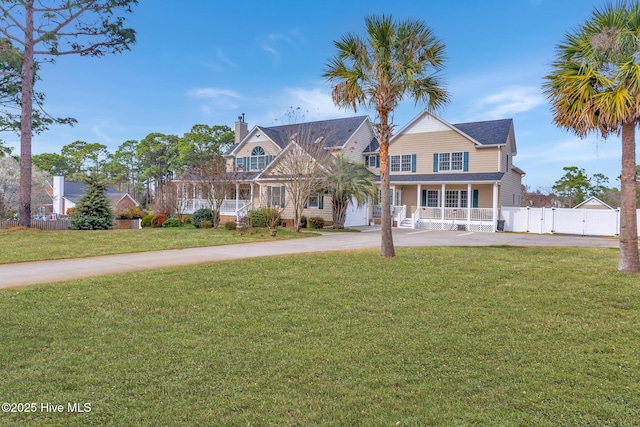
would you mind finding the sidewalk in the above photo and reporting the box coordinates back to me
[0,228,619,289]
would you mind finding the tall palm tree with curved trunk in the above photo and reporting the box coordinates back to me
[324,15,449,258]
[543,2,640,273]
[324,155,378,229]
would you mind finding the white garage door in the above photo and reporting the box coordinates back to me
[344,198,369,227]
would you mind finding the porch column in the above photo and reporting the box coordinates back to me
[235,183,240,211]
[467,183,472,229]
[441,183,446,221]
[250,183,254,209]
[416,183,422,221]
[492,182,499,232]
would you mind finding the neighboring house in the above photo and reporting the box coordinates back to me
[573,196,614,210]
[48,176,139,216]
[173,110,525,231]
[174,115,377,227]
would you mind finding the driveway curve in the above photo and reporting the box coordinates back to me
[0,227,619,289]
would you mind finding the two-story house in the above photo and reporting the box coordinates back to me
[366,110,524,231]
[174,110,524,231]
[175,115,377,227]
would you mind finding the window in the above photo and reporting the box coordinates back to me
[451,152,463,170]
[439,153,450,171]
[248,146,269,171]
[427,190,439,207]
[307,192,320,209]
[390,155,401,172]
[268,186,285,208]
[368,155,378,168]
[435,152,468,172]
[390,154,414,172]
[401,155,412,172]
[235,157,244,170]
[440,152,464,171]
[445,190,468,208]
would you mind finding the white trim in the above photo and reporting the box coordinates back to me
[391,110,493,148]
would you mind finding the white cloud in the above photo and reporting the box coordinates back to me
[467,86,545,120]
[257,29,304,58]
[186,87,241,99]
[216,48,238,68]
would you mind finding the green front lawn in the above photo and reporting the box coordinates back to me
[1,246,638,426]
[0,227,311,264]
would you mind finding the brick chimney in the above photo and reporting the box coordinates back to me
[235,113,248,144]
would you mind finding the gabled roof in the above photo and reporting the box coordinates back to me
[452,119,513,147]
[391,110,515,151]
[573,196,614,210]
[228,116,371,156]
[262,116,369,149]
[62,181,137,206]
[256,140,333,180]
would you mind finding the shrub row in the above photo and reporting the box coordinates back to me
[250,207,281,228]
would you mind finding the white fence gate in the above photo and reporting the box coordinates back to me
[500,207,637,237]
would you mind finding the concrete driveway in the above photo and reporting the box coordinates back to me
[0,227,619,289]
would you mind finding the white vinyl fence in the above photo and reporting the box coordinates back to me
[501,207,640,237]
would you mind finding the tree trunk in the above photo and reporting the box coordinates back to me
[618,122,640,273]
[18,1,35,228]
[377,113,395,258]
[332,196,348,229]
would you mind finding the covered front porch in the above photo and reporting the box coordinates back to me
[375,180,501,232]
[179,181,255,221]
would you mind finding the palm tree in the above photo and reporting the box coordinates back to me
[324,15,449,258]
[324,155,377,229]
[543,2,640,273]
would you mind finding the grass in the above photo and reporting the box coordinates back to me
[0,246,638,426]
[0,227,311,264]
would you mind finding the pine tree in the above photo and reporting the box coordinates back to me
[69,176,115,230]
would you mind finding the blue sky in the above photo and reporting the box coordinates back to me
[2,0,624,190]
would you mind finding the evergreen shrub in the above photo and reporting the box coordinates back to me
[192,208,214,228]
[141,214,154,228]
[162,217,182,227]
[69,176,115,230]
[250,207,281,228]
[308,217,325,229]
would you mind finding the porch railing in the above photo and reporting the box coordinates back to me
[418,207,493,221]
[372,204,396,219]
[184,199,250,215]
[395,205,407,225]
